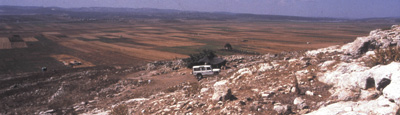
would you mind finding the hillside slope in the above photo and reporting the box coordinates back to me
[31,25,400,114]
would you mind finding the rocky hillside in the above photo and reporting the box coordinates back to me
[76,25,400,115]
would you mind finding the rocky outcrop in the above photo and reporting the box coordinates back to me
[342,25,400,57]
[319,62,400,103]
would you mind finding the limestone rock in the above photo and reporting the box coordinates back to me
[330,88,360,101]
[359,90,379,100]
[307,96,399,115]
[211,80,229,101]
[200,88,209,94]
[258,63,273,72]
[293,97,307,109]
[273,104,291,115]
[305,91,314,96]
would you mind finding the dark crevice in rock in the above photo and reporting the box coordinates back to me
[359,41,373,56]
[365,77,376,89]
[377,78,391,91]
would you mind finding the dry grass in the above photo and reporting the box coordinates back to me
[367,46,400,67]
[164,82,201,95]
[186,82,201,96]
[110,104,129,115]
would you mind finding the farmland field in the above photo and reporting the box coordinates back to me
[0,16,397,74]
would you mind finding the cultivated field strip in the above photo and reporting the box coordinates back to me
[22,37,39,42]
[11,42,27,48]
[0,38,12,49]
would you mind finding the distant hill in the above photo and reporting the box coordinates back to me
[0,5,399,23]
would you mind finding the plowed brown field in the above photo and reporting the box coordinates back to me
[0,19,396,74]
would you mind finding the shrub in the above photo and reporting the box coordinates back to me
[165,86,179,93]
[368,46,400,67]
[110,104,129,115]
[186,82,201,96]
[224,43,233,50]
[183,49,217,68]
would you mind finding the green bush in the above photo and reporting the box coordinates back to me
[183,49,217,68]
[368,46,400,67]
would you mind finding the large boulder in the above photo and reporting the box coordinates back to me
[212,80,229,101]
[318,62,370,90]
[319,62,400,101]
[341,36,377,57]
[314,62,400,114]
[319,62,400,89]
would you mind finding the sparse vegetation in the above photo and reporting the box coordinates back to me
[186,82,201,96]
[110,104,129,115]
[165,85,180,93]
[164,82,201,96]
[367,46,400,67]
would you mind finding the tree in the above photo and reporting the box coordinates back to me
[224,43,233,50]
[183,49,217,68]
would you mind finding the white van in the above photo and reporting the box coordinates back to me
[192,65,220,80]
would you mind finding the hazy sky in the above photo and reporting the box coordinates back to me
[1,0,399,19]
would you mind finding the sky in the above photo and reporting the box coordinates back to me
[1,0,399,19]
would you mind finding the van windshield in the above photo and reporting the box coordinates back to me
[206,67,211,70]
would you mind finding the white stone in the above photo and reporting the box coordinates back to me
[290,87,297,93]
[251,89,259,92]
[163,108,171,112]
[306,45,342,57]
[273,104,290,114]
[211,80,229,101]
[319,60,336,71]
[293,97,308,109]
[230,68,252,80]
[200,88,209,94]
[293,97,304,105]
[305,91,314,96]
[124,98,149,103]
[258,63,273,72]
[307,96,399,115]
[261,93,270,98]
